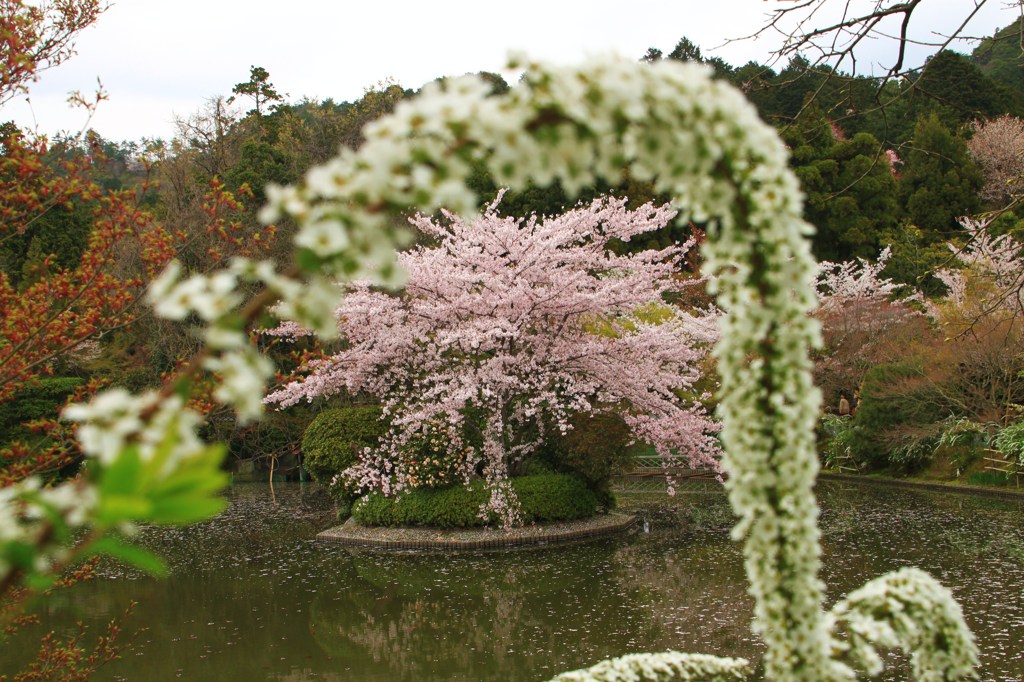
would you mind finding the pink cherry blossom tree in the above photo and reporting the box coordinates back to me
[966,115,1024,207]
[266,193,720,524]
[934,218,1024,328]
[930,220,1024,419]
[814,248,925,399]
[812,221,1024,423]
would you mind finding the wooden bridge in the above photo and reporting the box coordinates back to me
[613,454,719,492]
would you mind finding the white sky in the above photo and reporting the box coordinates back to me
[7,0,1020,142]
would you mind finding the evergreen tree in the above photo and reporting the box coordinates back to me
[229,65,284,117]
[667,36,703,62]
[224,140,294,202]
[899,113,983,241]
[640,47,662,63]
[0,202,92,290]
[774,55,822,121]
[729,61,780,121]
[908,51,1024,131]
[784,104,900,261]
[817,132,901,260]
[644,36,732,79]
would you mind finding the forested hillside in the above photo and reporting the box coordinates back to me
[3,24,1023,479]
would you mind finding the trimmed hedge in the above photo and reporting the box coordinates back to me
[352,473,598,528]
[301,406,385,485]
[514,473,599,521]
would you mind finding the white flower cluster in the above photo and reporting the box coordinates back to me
[63,388,204,470]
[829,567,979,681]
[0,477,97,577]
[548,652,750,682]
[202,352,274,424]
[149,261,240,322]
[145,258,353,423]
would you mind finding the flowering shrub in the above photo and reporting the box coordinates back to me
[1,54,979,682]
[399,424,470,490]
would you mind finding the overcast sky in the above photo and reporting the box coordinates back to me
[7,0,1020,143]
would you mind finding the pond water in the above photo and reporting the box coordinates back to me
[3,480,1023,681]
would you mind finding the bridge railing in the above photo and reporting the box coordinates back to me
[620,454,718,479]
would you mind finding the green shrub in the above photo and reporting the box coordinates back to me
[937,416,990,449]
[518,458,555,476]
[882,417,991,474]
[851,362,949,471]
[354,484,487,527]
[0,377,85,445]
[935,416,990,476]
[551,412,633,482]
[513,473,598,522]
[301,406,385,486]
[993,419,1024,467]
[967,470,1013,486]
[537,411,632,509]
[351,473,598,528]
[886,423,943,471]
[818,414,862,470]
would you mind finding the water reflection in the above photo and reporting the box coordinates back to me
[1,481,1022,681]
[307,542,678,680]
